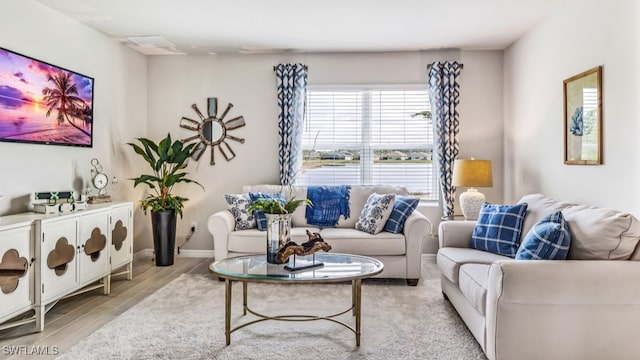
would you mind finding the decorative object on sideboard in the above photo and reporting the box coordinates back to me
[563,66,603,165]
[452,159,493,220]
[87,158,112,204]
[128,133,203,266]
[32,191,87,214]
[180,97,246,165]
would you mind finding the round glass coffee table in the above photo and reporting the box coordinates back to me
[210,253,384,346]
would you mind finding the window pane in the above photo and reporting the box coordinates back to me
[299,87,437,201]
[371,90,433,147]
[303,91,361,149]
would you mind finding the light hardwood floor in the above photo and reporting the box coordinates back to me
[0,255,439,359]
[0,257,213,359]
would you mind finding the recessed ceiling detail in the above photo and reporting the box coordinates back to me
[33,0,564,55]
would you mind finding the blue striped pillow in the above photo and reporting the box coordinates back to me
[516,211,571,260]
[470,202,528,257]
[383,195,419,234]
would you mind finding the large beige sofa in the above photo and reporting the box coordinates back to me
[208,185,430,285]
[437,193,640,360]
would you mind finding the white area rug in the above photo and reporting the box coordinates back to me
[56,274,486,359]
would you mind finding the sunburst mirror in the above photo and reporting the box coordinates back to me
[180,97,245,165]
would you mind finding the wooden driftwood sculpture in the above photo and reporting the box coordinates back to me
[277,230,332,264]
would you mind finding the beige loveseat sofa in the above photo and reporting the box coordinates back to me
[437,193,640,360]
[208,185,430,285]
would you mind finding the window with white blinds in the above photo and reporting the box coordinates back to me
[297,86,438,200]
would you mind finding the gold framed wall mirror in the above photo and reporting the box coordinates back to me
[563,66,603,165]
[180,97,246,165]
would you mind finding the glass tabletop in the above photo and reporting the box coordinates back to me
[210,253,384,283]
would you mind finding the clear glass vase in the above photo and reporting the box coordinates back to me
[265,213,292,264]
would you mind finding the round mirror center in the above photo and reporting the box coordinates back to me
[201,119,224,144]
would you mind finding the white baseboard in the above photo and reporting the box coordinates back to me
[422,253,436,263]
[133,248,214,261]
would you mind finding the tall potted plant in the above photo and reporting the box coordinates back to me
[128,133,203,266]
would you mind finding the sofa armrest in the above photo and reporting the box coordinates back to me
[208,210,235,261]
[438,221,475,248]
[402,211,431,279]
[486,260,640,360]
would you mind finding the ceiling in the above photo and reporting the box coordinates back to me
[34,0,563,56]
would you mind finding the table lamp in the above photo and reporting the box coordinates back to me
[452,159,493,220]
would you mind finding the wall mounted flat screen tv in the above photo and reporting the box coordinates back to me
[0,47,93,147]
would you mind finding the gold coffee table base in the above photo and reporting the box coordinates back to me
[211,254,383,346]
[224,279,363,345]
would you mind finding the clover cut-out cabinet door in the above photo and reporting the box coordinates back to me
[78,210,110,286]
[110,203,133,271]
[37,217,79,304]
[0,224,33,324]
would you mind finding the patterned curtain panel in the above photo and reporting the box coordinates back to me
[275,63,308,186]
[428,61,463,218]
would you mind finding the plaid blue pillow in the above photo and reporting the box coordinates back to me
[249,192,285,231]
[516,211,571,260]
[383,195,420,234]
[470,202,528,257]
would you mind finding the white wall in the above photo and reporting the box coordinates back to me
[0,1,147,240]
[504,0,640,215]
[147,50,504,254]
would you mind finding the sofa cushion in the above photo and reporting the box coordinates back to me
[228,227,321,253]
[337,185,409,228]
[383,195,420,234]
[470,202,528,258]
[518,193,573,237]
[519,194,640,260]
[516,211,571,260]
[562,204,640,260]
[248,192,285,230]
[319,228,406,255]
[224,194,256,230]
[437,247,509,284]
[355,193,396,235]
[458,263,490,315]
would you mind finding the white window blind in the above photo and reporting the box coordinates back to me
[297,86,438,200]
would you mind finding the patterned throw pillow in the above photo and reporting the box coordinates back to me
[355,193,396,235]
[470,202,528,257]
[383,195,420,234]
[224,194,256,231]
[249,192,285,231]
[516,211,571,260]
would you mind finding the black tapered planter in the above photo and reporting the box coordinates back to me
[151,209,177,266]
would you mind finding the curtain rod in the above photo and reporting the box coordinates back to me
[273,65,309,71]
[427,63,464,71]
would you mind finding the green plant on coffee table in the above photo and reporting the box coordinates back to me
[248,197,312,215]
[128,133,203,218]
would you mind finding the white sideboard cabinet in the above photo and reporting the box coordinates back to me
[0,201,133,333]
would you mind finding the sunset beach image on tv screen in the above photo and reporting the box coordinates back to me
[0,47,93,147]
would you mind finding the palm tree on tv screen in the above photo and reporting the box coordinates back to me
[42,71,90,137]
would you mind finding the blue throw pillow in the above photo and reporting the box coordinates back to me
[470,202,528,258]
[249,192,285,231]
[383,195,420,234]
[516,211,571,260]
